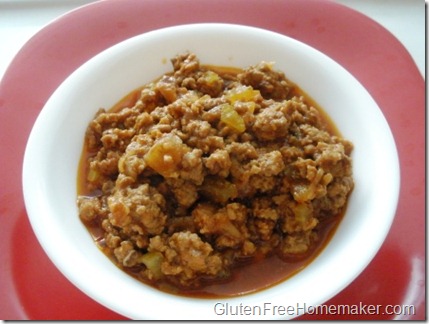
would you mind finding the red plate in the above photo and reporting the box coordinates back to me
[0,0,424,320]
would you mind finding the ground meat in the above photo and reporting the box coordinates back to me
[77,52,354,291]
[252,102,291,140]
[107,181,167,235]
[77,196,105,222]
[147,232,224,286]
[192,202,252,252]
[238,61,291,100]
[203,149,231,177]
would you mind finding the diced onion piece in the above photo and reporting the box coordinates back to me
[225,85,261,104]
[201,177,238,204]
[292,203,312,224]
[144,134,189,178]
[156,76,177,103]
[203,70,222,85]
[220,104,246,133]
[217,219,241,239]
[87,168,100,182]
[292,181,320,203]
[139,252,164,279]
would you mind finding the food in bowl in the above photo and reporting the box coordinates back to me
[77,52,354,295]
[23,23,400,319]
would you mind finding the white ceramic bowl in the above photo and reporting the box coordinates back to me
[22,23,400,320]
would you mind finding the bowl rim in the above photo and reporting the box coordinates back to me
[22,22,400,320]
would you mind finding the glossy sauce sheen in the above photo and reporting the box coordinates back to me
[77,65,347,298]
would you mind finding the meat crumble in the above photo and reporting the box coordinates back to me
[77,52,354,294]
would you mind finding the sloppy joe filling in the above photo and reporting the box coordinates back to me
[77,52,354,296]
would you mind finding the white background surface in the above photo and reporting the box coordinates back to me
[0,0,425,82]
